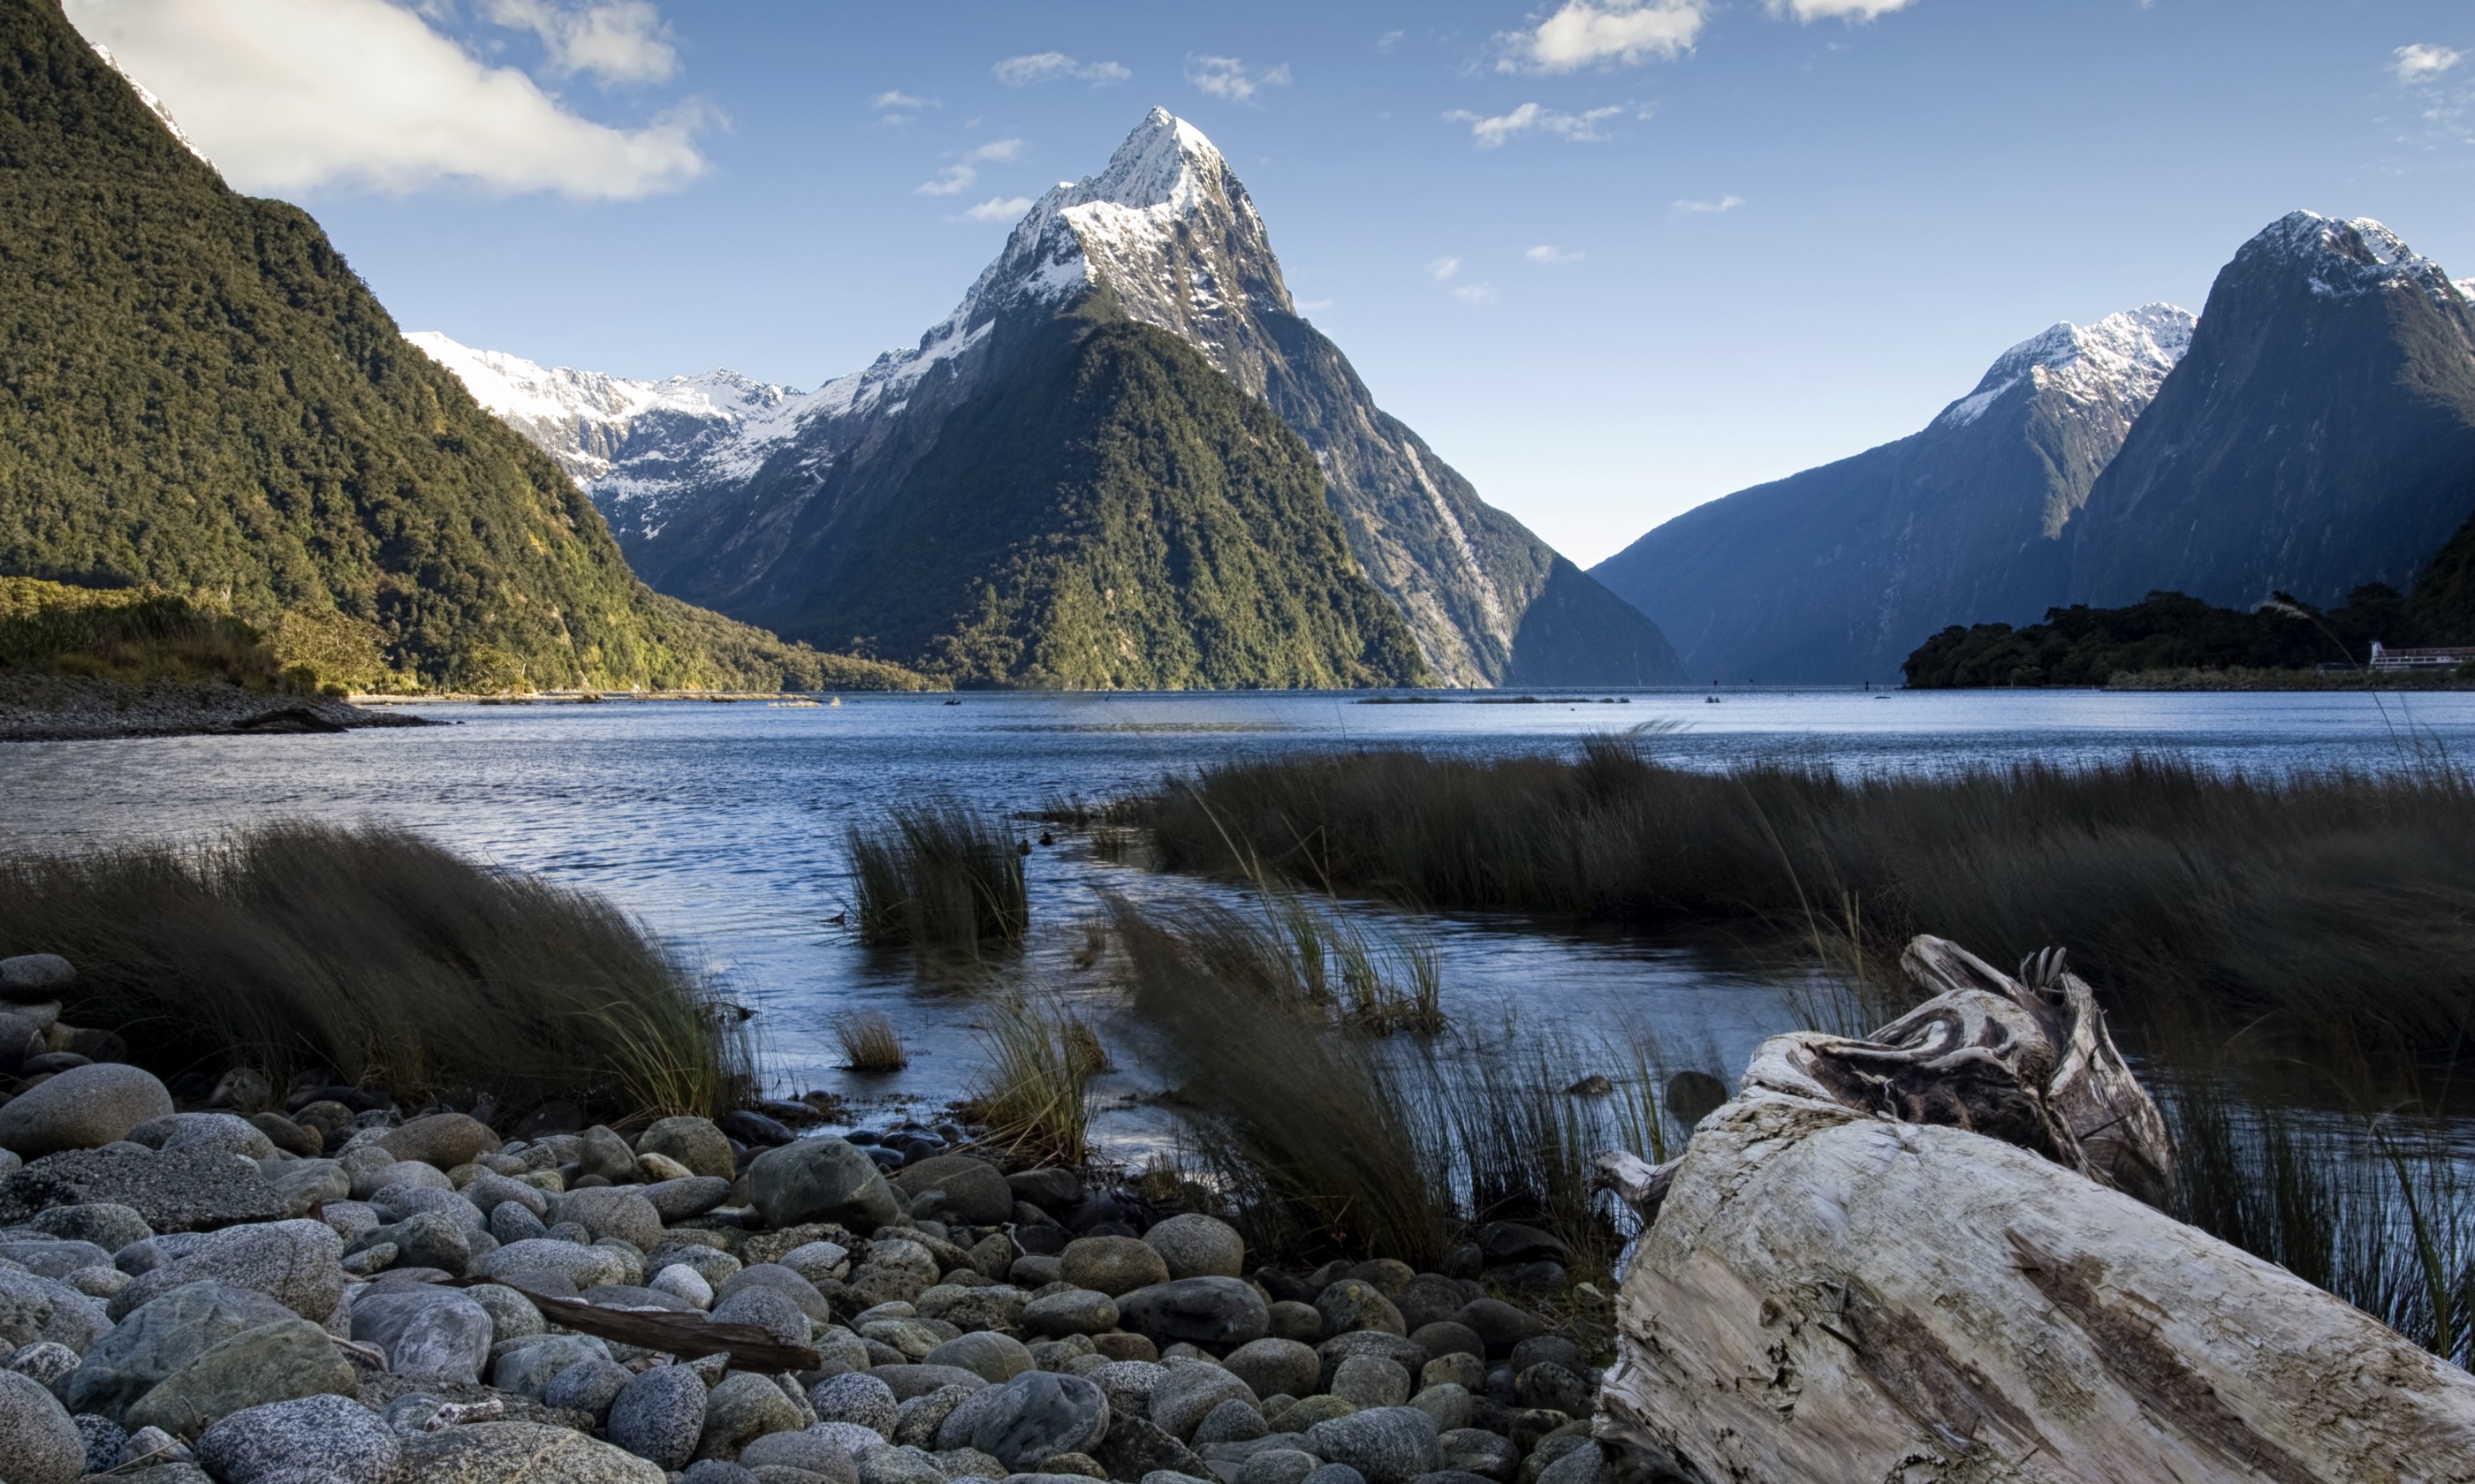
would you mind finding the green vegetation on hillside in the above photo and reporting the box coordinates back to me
[1901,587,2409,688]
[793,309,1426,689]
[0,0,922,693]
[0,574,314,692]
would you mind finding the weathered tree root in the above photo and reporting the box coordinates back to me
[1594,935,2475,1483]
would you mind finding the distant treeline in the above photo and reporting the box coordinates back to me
[1901,587,2426,689]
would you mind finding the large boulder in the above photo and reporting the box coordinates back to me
[934,1369,1110,1469]
[0,1367,84,1484]
[747,1140,901,1232]
[109,1218,344,1322]
[60,1281,296,1420]
[1021,1288,1119,1338]
[889,1155,1014,1226]
[1116,1277,1271,1350]
[608,1362,710,1470]
[921,1331,1032,1384]
[121,1318,356,1435]
[637,1117,735,1180]
[0,1146,286,1231]
[347,1286,495,1382]
[0,1064,171,1157]
[0,1268,110,1354]
[476,1238,635,1293]
[194,1393,400,1484]
[555,1187,664,1250]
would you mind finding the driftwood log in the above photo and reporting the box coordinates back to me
[443,1278,819,1372]
[1595,935,2475,1483]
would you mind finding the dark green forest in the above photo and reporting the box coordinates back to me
[793,309,1428,689]
[1902,587,2418,687]
[0,0,920,692]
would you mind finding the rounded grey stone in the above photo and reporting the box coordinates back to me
[461,1283,543,1341]
[1238,1449,1324,1484]
[1058,1238,1168,1298]
[0,1367,84,1484]
[718,1263,834,1324]
[0,1065,172,1159]
[747,1140,901,1233]
[935,1370,1110,1469]
[1116,1277,1270,1350]
[638,1116,735,1180]
[1021,1288,1118,1338]
[810,1371,900,1437]
[1408,1383,1472,1435]
[194,1393,400,1484]
[31,1202,151,1251]
[1141,1215,1244,1281]
[1332,1356,1411,1411]
[1436,1429,1518,1481]
[740,1426,866,1481]
[546,1357,636,1420]
[106,1219,343,1324]
[0,954,73,999]
[1082,1360,1164,1424]
[1313,1283,1405,1340]
[347,1287,493,1383]
[490,1333,611,1397]
[1302,1409,1439,1484]
[556,1186,664,1250]
[890,1155,1015,1227]
[1223,1339,1319,1403]
[1148,1365,1256,1442]
[610,1362,710,1469]
[922,1330,1033,1384]
[699,1371,806,1463]
[1190,1397,1271,1446]
[713,1284,812,1348]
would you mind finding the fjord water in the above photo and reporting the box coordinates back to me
[4,688,2469,1140]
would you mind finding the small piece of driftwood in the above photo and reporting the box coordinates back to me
[447,1280,819,1371]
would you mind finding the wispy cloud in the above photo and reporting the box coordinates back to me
[1767,0,1920,19]
[482,0,677,84]
[1376,30,1404,53]
[1428,256,1463,282]
[1672,193,1745,214]
[1525,245,1584,265]
[1506,0,1708,72]
[916,137,1026,197]
[993,52,1130,87]
[1188,56,1292,104]
[1445,102,1623,148]
[965,196,1033,222]
[2395,43,2464,85]
[1452,283,1499,305]
[871,89,938,125]
[64,0,708,198]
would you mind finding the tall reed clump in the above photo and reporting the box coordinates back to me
[1109,892,1697,1271]
[1139,742,2475,1058]
[833,1010,909,1072]
[0,822,750,1119]
[965,996,1103,1167]
[846,803,1029,957]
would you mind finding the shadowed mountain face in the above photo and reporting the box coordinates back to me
[0,0,908,692]
[420,110,1682,689]
[1591,308,2192,685]
[2068,213,2475,611]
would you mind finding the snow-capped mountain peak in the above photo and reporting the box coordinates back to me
[2250,210,2462,306]
[1935,304,2195,430]
[89,42,211,169]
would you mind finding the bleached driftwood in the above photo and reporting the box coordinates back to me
[1597,935,2475,1483]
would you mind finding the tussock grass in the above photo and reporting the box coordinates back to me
[833,1010,908,1072]
[1110,892,1698,1271]
[0,822,750,1120]
[847,803,1029,956]
[1141,742,2475,1056]
[964,996,1098,1167]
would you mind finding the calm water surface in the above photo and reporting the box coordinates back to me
[4,687,2466,1141]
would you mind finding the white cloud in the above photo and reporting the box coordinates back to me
[916,138,1026,197]
[1188,56,1292,104]
[1428,256,1463,282]
[965,196,1033,222]
[64,0,707,198]
[1445,102,1623,148]
[993,52,1131,87]
[1510,0,1707,72]
[1672,194,1745,213]
[1376,30,1404,53]
[1767,0,1919,19]
[1525,245,1583,264]
[1452,283,1499,305]
[2395,43,2464,85]
[482,0,675,84]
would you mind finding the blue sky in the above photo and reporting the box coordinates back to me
[66,0,2475,564]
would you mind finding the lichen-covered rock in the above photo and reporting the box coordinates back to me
[1331,1357,1410,1411]
[810,1371,900,1437]
[554,1186,664,1250]
[121,1319,356,1435]
[60,1281,294,1420]
[0,1268,109,1354]
[1313,1283,1404,1340]
[378,1113,498,1172]
[108,1219,344,1324]
[698,1372,807,1462]
[1223,1339,1318,1403]
[1058,1238,1168,1298]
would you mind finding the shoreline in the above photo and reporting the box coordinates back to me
[0,673,433,743]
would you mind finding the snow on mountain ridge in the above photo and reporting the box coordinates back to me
[2252,210,2462,306]
[1934,304,2194,431]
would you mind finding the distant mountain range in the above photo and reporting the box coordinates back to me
[419,110,1684,689]
[1595,213,2475,685]
[0,0,918,693]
